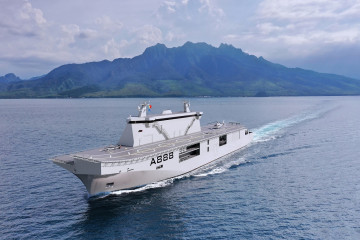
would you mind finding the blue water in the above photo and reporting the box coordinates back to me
[1,97,360,239]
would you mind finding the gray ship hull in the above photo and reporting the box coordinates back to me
[54,124,252,195]
[75,142,251,195]
[53,103,253,196]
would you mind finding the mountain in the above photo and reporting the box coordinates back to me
[0,73,21,83]
[1,42,360,98]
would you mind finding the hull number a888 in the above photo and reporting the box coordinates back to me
[150,152,173,166]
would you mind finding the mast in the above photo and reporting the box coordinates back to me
[138,102,149,117]
[184,101,190,113]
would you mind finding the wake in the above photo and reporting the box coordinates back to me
[253,105,334,143]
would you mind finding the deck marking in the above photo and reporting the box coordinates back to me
[137,148,156,153]
[158,143,175,147]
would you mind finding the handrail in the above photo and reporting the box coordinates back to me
[153,122,170,140]
[184,117,196,135]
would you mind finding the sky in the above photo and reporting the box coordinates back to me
[1,0,360,79]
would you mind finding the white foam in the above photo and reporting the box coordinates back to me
[110,180,172,196]
[253,105,334,143]
[110,174,190,196]
[194,167,226,177]
[193,157,247,177]
[254,135,277,143]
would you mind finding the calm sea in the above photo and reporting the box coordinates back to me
[0,97,359,239]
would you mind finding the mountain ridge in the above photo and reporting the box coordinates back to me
[0,73,22,84]
[1,42,360,98]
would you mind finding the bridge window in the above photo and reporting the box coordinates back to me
[219,135,227,146]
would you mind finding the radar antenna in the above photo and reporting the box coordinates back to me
[184,101,190,113]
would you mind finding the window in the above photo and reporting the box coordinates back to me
[245,130,249,135]
[179,143,200,162]
[219,134,227,146]
[106,182,114,188]
[207,147,209,152]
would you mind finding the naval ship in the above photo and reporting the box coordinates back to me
[52,102,253,196]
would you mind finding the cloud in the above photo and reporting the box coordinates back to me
[0,0,46,38]
[95,16,123,31]
[103,38,120,58]
[59,24,98,48]
[0,1,130,77]
[163,1,177,13]
[0,0,51,65]
[134,25,163,45]
[21,1,46,24]
[255,0,360,46]
[155,0,226,45]
[258,0,360,21]
[78,29,98,39]
[256,22,284,35]
[198,0,225,19]
[165,31,175,41]
[225,0,360,58]
[59,24,80,47]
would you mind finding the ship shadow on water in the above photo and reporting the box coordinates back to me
[78,183,188,239]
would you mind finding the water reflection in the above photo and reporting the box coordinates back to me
[77,185,187,239]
